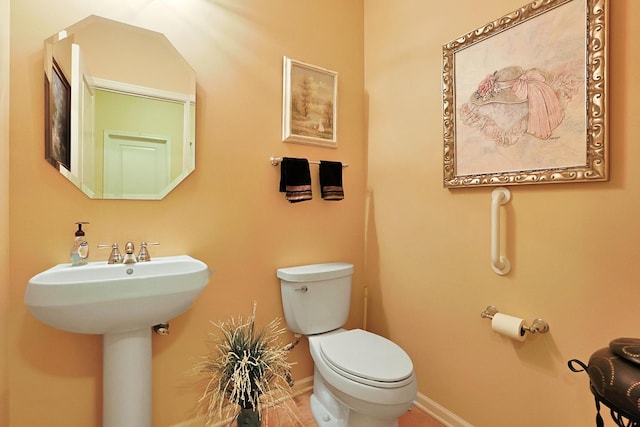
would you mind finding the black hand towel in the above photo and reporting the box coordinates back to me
[279,157,312,203]
[319,161,344,201]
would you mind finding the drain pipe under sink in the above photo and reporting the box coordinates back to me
[152,323,170,335]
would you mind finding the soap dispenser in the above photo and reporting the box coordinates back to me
[70,222,90,266]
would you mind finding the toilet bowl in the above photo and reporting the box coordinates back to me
[277,263,418,427]
[309,329,418,427]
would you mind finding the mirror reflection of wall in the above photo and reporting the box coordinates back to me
[95,91,188,199]
[44,16,196,200]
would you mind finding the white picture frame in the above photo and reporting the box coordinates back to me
[282,56,338,147]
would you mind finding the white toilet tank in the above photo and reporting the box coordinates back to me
[277,262,354,335]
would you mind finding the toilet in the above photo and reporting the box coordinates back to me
[277,262,418,427]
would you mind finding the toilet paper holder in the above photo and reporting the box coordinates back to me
[480,305,550,335]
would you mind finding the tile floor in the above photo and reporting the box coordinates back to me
[263,391,445,426]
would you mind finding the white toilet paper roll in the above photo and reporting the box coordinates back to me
[491,313,526,342]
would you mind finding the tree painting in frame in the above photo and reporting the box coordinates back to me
[442,0,608,188]
[45,58,71,171]
[283,57,338,147]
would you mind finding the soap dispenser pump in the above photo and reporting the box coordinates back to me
[70,221,90,266]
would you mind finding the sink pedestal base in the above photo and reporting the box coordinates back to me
[103,328,152,427]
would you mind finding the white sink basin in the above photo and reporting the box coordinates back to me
[25,255,211,334]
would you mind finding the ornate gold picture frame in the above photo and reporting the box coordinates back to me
[442,0,608,188]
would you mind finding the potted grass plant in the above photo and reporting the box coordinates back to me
[193,303,299,426]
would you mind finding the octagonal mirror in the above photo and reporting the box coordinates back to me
[44,16,196,200]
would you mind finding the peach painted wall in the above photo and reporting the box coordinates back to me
[1,1,10,426]
[11,1,639,426]
[364,0,640,426]
[8,1,364,426]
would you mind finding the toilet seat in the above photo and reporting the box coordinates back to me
[319,329,414,389]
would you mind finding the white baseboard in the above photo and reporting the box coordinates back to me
[414,392,474,427]
[290,375,314,396]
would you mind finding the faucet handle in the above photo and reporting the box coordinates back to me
[137,242,159,262]
[97,243,123,264]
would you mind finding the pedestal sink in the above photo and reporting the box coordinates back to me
[24,255,211,427]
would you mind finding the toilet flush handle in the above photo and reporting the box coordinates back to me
[295,285,308,293]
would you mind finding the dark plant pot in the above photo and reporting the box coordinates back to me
[237,408,260,427]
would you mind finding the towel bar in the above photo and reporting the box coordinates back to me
[270,156,349,167]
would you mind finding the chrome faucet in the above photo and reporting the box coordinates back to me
[137,242,159,262]
[99,241,159,264]
[98,243,123,264]
[138,242,150,262]
[122,242,138,264]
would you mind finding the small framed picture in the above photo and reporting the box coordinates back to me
[282,56,338,147]
[45,58,71,171]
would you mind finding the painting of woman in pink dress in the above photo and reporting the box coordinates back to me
[459,65,583,147]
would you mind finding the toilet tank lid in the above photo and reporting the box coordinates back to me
[277,262,354,282]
